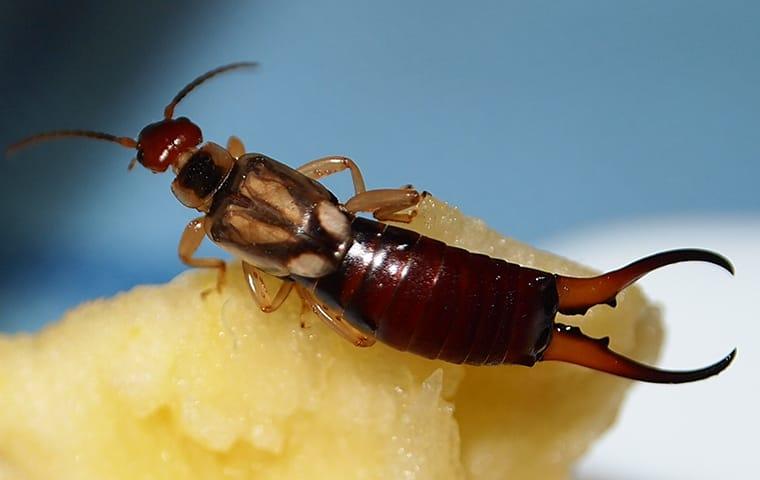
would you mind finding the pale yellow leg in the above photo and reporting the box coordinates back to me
[294,284,375,347]
[297,156,367,195]
[227,136,246,159]
[344,188,421,223]
[242,262,294,313]
[178,216,226,295]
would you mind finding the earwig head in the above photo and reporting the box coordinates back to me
[6,62,257,176]
[135,117,202,173]
[136,61,257,173]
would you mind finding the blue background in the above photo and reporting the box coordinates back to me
[1,1,758,332]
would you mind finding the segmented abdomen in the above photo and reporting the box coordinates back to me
[299,217,559,366]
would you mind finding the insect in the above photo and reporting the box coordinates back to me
[8,62,736,383]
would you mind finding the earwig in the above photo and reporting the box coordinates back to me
[8,63,736,384]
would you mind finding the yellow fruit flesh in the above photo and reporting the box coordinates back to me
[0,196,662,479]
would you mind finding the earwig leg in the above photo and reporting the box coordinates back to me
[178,217,226,296]
[242,262,294,313]
[344,188,422,223]
[297,292,312,328]
[294,284,376,347]
[541,324,736,384]
[297,156,367,195]
[226,136,246,159]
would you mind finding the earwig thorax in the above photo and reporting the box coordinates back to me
[205,154,353,278]
[171,142,235,211]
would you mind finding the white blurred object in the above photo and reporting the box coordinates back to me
[541,215,759,479]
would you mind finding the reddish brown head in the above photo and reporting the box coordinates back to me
[135,117,203,173]
[6,62,257,174]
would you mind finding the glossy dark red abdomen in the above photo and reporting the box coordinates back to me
[299,217,559,366]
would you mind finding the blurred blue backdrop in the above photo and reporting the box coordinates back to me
[1,0,758,332]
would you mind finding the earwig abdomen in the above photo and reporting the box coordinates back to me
[296,217,559,367]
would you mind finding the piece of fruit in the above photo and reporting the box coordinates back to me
[0,196,662,479]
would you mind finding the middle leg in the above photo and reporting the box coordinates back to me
[344,188,422,223]
[297,156,367,195]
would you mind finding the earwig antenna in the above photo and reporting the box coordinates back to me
[542,324,736,383]
[7,62,257,160]
[6,130,137,157]
[163,61,259,119]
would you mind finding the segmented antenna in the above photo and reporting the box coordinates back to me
[163,61,259,119]
[7,61,258,158]
[6,130,137,157]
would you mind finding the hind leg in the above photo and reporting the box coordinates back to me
[294,284,375,347]
[242,262,294,313]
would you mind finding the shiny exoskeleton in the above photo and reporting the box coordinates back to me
[296,215,560,367]
[8,63,736,384]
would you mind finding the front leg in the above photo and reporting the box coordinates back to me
[178,216,226,295]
